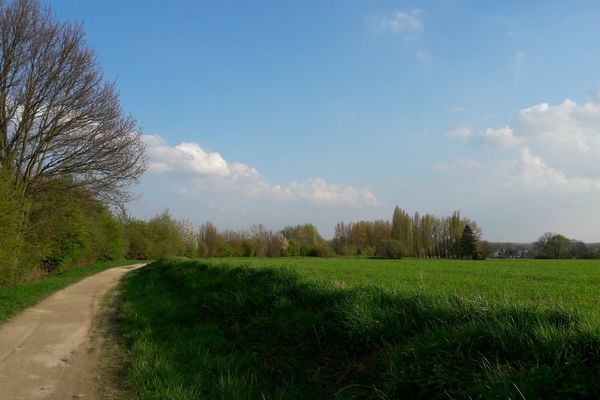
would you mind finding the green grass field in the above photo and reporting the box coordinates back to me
[119,257,600,399]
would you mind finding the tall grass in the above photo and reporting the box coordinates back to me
[119,258,600,399]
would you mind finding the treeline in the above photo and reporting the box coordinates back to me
[120,207,486,261]
[0,175,128,284]
[122,214,335,260]
[531,233,600,259]
[332,207,488,258]
[487,236,600,259]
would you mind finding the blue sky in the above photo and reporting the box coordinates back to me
[51,1,600,241]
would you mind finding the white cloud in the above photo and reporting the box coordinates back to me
[288,178,381,207]
[512,147,568,189]
[445,127,472,139]
[368,10,423,38]
[143,135,381,208]
[481,126,521,148]
[509,147,600,193]
[146,135,229,176]
[480,97,600,194]
[514,99,600,155]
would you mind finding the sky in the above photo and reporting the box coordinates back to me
[50,0,600,242]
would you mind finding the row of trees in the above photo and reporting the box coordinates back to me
[121,214,335,260]
[119,208,486,262]
[532,233,599,259]
[332,207,487,259]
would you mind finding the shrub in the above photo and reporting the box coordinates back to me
[375,239,406,259]
[0,171,24,284]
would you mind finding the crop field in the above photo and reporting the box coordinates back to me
[119,257,600,399]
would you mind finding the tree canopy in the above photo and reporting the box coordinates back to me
[0,0,146,207]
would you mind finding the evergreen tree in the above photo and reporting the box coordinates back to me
[460,225,480,259]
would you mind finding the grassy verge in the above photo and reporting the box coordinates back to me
[96,286,137,400]
[0,259,142,323]
[119,257,600,399]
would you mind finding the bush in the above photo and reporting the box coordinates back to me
[0,171,24,284]
[375,239,406,259]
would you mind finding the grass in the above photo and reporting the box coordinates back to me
[119,257,600,399]
[0,259,142,323]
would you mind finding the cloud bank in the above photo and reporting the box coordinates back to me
[144,134,381,208]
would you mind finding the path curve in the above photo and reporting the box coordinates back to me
[0,263,144,399]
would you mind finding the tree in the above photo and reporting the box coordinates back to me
[477,240,494,259]
[460,225,479,259]
[281,224,331,257]
[547,234,571,259]
[199,221,221,257]
[0,0,146,209]
[534,232,571,259]
[570,240,591,259]
[147,210,184,259]
[391,207,413,255]
[533,232,554,258]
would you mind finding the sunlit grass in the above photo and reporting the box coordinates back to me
[119,257,600,399]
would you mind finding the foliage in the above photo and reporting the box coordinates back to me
[460,224,480,259]
[334,208,482,258]
[119,257,600,399]
[0,170,24,284]
[282,224,332,257]
[375,239,406,259]
[24,184,128,272]
[534,233,575,259]
[147,210,185,259]
[1,178,132,284]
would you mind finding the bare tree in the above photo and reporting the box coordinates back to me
[0,0,146,208]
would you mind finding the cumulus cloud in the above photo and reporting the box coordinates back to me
[509,147,600,193]
[480,97,600,193]
[147,138,229,176]
[483,99,600,179]
[512,147,568,189]
[514,99,600,155]
[368,10,423,38]
[481,127,521,148]
[143,135,381,208]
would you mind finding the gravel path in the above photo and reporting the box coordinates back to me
[0,264,144,399]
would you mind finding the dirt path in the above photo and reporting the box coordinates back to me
[0,263,144,399]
